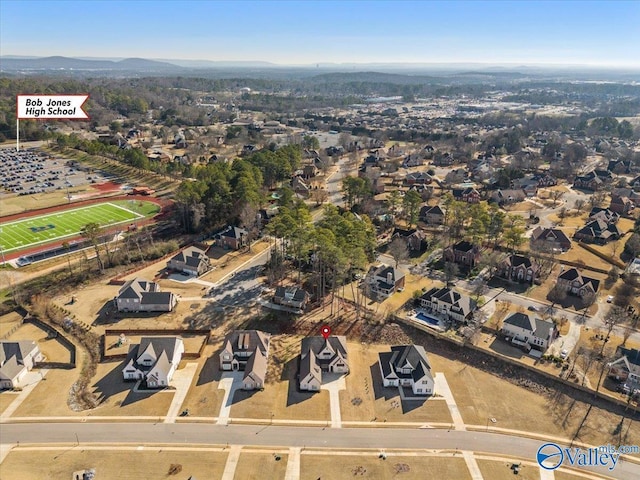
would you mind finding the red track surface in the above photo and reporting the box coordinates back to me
[0,195,172,261]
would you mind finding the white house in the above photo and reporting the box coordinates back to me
[365,264,405,299]
[0,341,43,389]
[299,336,348,392]
[122,337,184,388]
[419,287,477,324]
[378,345,434,395]
[608,347,640,391]
[501,312,557,353]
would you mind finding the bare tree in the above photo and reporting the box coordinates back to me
[573,198,586,214]
[550,190,565,206]
[387,236,409,268]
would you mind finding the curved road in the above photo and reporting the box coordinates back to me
[2,423,639,479]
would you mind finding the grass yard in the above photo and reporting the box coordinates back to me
[178,345,225,417]
[0,200,159,254]
[300,453,472,480]
[476,459,538,480]
[0,448,228,480]
[0,391,19,415]
[233,451,289,479]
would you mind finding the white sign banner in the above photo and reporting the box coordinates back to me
[17,94,89,120]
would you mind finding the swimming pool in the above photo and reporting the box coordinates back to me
[416,312,440,326]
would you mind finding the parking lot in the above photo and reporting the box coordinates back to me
[0,147,110,197]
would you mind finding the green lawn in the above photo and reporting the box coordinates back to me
[0,201,159,253]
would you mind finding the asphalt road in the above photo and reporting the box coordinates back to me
[2,423,638,479]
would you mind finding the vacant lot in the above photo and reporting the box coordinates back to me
[0,311,23,337]
[234,451,288,479]
[178,344,225,417]
[339,342,453,424]
[0,448,228,480]
[300,453,471,480]
[104,332,207,359]
[0,391,19,415]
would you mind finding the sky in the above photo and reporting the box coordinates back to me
[1,0,639,67]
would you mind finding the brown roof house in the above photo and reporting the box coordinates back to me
[609,195,634,215]
[299,336,349,392]
[214,226,248,251]
[497,254,540,284]
[0,341,43,390]
[556,267,600,298]
[167,246,211,276]
[219,330,270,390]
[122,337,184,388]
[444,241,481,268]
[530,227,572,252]
[114,278,177,313]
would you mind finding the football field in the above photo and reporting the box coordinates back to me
[0,202,147,254]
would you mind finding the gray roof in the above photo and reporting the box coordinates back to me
[421,287,476,317]
[134,337,181,367]
[533,318,556,340]
[118,278,157,299]
[503,312,535,332]
[141,291,174,306]
[170,246,207,264]
[0,341,39,381]
[216,226,248,240]
[222,330,270,357]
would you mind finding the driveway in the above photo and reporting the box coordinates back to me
[217,371,244,425]
[164,363,198,423]
[321,373,346,428]
[0,369,48,421]
[548,321,581,358]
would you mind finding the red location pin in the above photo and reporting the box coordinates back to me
[321,325,331,339]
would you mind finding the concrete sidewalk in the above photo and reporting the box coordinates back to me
[434,372,466,431]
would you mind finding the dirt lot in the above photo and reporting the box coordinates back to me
[104,332,207,358]
[339,342,453,424]
[234,451,288,479]
[300,453,471,480]
[0,448,228,480]
[0,311,23,337]
[4,322,72,363]
[178,344,226,417]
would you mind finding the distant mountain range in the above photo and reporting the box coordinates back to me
[1,56,638,82]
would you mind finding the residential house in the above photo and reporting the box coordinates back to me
[299,336,349,391]
[114,278,177,313]
[391,227,427,252]
[302,164,319,179]
[167,246,211,276]
[608,347,640,391]
[607,159,632,175]
[273,286,309,311]
[378,345,434,395]
[444,241,481,268]
[573,170,613,191]
[573,219,621,245]
[452,187,481,204]
[588,207,620,224]
[490,189,526,206]
[532,172,558,187]
[292,176,310,197]
[433,152,454,166]
[512,177,539,197]
[173,133,187,149]
[365,264,406,299]
[556,267,600,298]
[497,254,540,284]
[419,287,477,324]
[609,195,634,215]
[530,227,572,252]
[122,337,184,388]
[219,330,270,390]
[0,341,43,389]
[404,172,432,186]
[402,154,425,168]
[214,226,248,251]
[501,312,557,354]
[419,205,445,225]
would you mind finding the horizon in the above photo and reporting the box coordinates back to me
[1,1,639,68]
